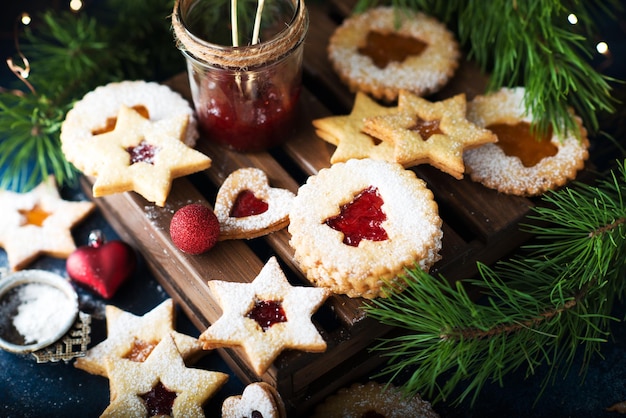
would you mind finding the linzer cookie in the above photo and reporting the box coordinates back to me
[311,381,439,418]
[71,105,211,207]
[222,382,287,418]
[328,6,460,101]
[199,256,329,376]
[288,159,443,299]
[61,80,198,166]
[363,91,497,179]
[102,333,228,418]
[213,168,295,240]
[74,299,202,378]
[0,176,94,271]
[464,87,589,196]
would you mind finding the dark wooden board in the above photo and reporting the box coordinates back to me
[83,2,547,414]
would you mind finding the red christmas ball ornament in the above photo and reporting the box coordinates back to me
[170,203,220,254]
[66,230,136,299]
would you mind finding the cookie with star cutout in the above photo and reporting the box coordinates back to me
[68,105,211,206]
[102,333,228,418]
[213,168,295,240]
[288,158,443,299]
[199,256,330,376]
[362,91,497,179]
[328,6,460,102]
[0,176,95,271]
[74,299,203,378]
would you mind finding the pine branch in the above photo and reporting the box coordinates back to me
[353,0,621,138]
[0,0,183,192]
[364,160,626,406]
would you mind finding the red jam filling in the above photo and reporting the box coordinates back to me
[230,190,269,218]
[124,338,157,363]
[126,140,158,165]
[358,31,428,69]
[325,186,388,247]
[411,117,443,140]
[19,205,50,227]
[140,381,177,417]
[246,299,287,332]
[487,122,557,167]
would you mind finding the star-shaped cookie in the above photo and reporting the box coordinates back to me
[363,91,497,179]
[84,105,211,206]
[102,333,228,418]
[199,256,330,376]
[0,176,95,271]
[312,92,397,164]
[74,299,203,378]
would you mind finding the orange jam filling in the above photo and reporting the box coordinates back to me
[91,105,150,135]
[487,122,556,167]
[358,31,428,69]
[19,205,51,227]
[124,338,158,362]
[410,117,443,140]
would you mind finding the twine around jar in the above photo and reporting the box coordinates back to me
[172,0,308,70]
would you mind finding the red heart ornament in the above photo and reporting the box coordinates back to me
[66,230,136,299]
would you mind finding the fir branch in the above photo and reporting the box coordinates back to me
[0,0,184,192]
[364,160,626,406]
[354,0,621,138]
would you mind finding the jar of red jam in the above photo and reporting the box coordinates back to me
[172,0,308,152]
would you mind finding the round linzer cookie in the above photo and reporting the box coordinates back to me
[328,6,460,102]
[60,80,198,172]
[310,381,439,418]
[463,87,590,196]
[288,159,443,299]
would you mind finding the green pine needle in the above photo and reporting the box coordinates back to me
[364,160,626,406]
[354,0,621,138]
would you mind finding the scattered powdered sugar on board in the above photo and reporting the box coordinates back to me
[12,283,76,344]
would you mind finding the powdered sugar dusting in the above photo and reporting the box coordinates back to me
[214,168,295,240]
[464,87,589,196]
[328,7,460,101]
[289,159,443,299]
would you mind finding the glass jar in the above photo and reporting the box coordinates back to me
[172,0,308,152]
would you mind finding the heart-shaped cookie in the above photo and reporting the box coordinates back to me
[221,382,286,418]
[214,168,295,240]
[66,230,136,299]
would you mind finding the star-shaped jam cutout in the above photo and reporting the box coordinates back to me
[312,92,397,164]
[0,176,95,271]
[102,333,228,417]
[85,105,211,207]
[363,91,497,179]
[74,299,203,378]
[199,256,330,376]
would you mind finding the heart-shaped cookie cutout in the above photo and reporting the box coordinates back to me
[221,382,286,418]
[214,168,295,240]
[66,230,136,299]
